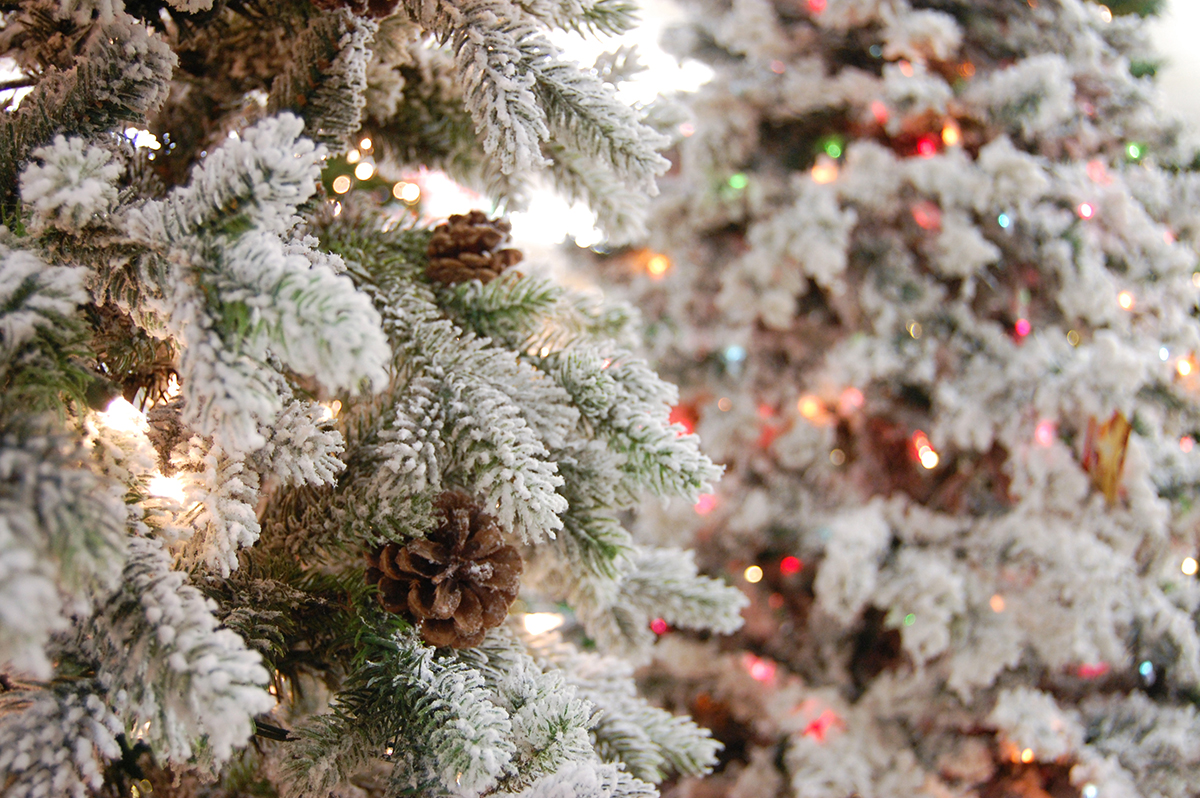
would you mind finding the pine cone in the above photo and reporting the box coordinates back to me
[366,490,523,648]
[426,210,523,285]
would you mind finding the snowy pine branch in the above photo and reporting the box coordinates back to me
[80,536,273,767]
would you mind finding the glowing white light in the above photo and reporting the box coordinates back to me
[744,565,763,583]
[332,175,352,194]
[354,161,376,181]
[523,612,565,635]
[360,137,373,150]
[101,397,148,434]
[394,182,421,203]
[318,400,342,422]
[1183,557,1198,576]
[148,474,187,504]
[346,149,362,164]
[919,449,939,469]
[124,127,162,150]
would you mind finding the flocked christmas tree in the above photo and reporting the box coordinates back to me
[602,1,1200,797]
[0,0,751,795]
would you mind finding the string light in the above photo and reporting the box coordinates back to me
[1083,785,1098,798]
[1020,749,1035,764]
[346,149,361,164]
[1126,141,1144,161]
[718,397,732,411]
[1097,4,1112,22]
[898,60,914,77]
[802,709,843,742]
[1193,272,1200,288]
[1117,291,1134,310]
[957,61,975,78]
[743,653,777,683]
[1183,557,1199,576]
[780,556,802,575]
[916,135,937,158]
[904,613,916,626]
[694,494,718,514]
[806,0,825,12]
[1034,419,1056,447]
[318,400,342,422]
[770,60,786,74]
[1014,318,1031,338]
[1160,347,1170,361]
[522,612,565,635]
[148,474,187,504]
[798,394,825,422]
[727,173,749,190]
[1078,662,1110,679]
[332,175,352,194]
[679,122,695,137]
[744,565,764,583]
[1086,159,1110,184]
[100,397,148,434]
[723,344,748,365]
[646,254,671,277]
[1182,436,1195,453]
[997,213,1011,229]
[1177,358,1193,377]
[870,100,889,125]
[821,137,844,159]
[907,320,923,339]
[393,181,420,203]
[359,137,372,150]
[829,448,846,465]
[941,120,961,147]
[650,618,669,635]
[911,201,941,230]
[354,161,375,181]
[989,594,1005,613]
[811,155,839,184]
[912,430,939,469]
[1067,330,1081,346]
[1077,202,1096,219]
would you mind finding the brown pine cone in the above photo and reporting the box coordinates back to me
[366,489,523,648]
[426,210,524,285]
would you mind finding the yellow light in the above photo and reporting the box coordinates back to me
[354,161,375,181]
[346,149,361,164]
[100,397,148,434]
[148,473,187,504]
[919,448,939,469]
[1193,273,1200,288]
[522,612,565,635]
[393,181,420,203]
[1183,557,1198,576]
[1097,4,1112,22]
[1178,359,1193,377]
[1067,330,1081,346]
[990,594,1005,613]
[1020,749,1035,764]
[647,254,670,277]
[907,321,922,339]
[811,155,839,184]
[332,175,352,194]
[941,120,961,147]
[359,137,372,150]
[318,400,342,422]
[798,395,824,421]
[1117,291,1134,310]
[718,397,732,411]
[744,565,763,583]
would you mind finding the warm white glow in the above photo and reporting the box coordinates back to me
[354,161,376,181]
[318,400,342,422]
[646,254,671,277]
[919,449,939,469]
[1117,291,1134,310]
[346,149,362,164]
[1183,557,1198,576]
[811,154,839,184]
[744,565,763,583]
[798,395,824,421]
[523,612,565,635]
[1178,359,1193,377]
[359,137,373,150]
[990,594,1006,613]
[941,120,961,147]
[1020,749,1035,764]
[332,175,352,194]
[148,474,187,504]
[394,181,421,203]
[101,397,148,434]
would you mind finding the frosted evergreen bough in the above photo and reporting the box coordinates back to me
[0,0,740,794]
